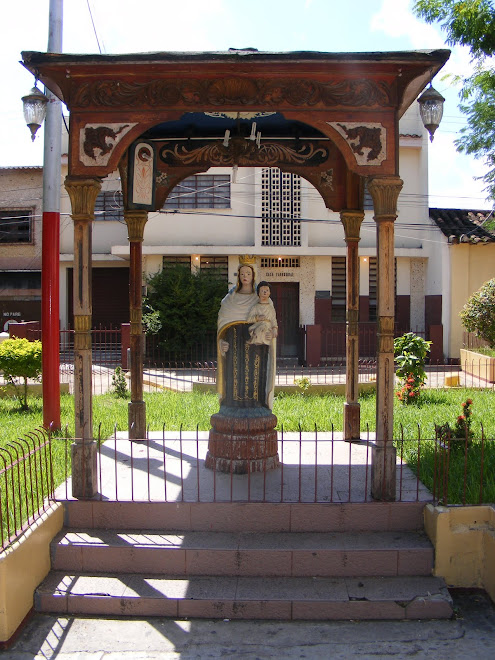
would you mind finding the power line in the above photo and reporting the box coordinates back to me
[86,0,103,55]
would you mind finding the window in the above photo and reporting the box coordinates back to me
[260,257,300,268]
[164,175,231,209]
[0,209,33,243]
[261,169,301,246]
[368,257,397,322]
[369,257,377,322]
[330,257,398,323]
[331,256,346,322]
[162,256,191,269]
[94,191,124,221]
[0,271,41,290]
[363,184,374,211]
[200,256,228,279]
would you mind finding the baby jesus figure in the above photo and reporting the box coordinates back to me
[247,281,278,346]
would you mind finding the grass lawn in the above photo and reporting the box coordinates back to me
[2,388,494,442]
[0,388,494,513]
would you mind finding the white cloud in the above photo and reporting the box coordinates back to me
[370,0,443,48]
[87,0,226,54]
[429,131,489,208]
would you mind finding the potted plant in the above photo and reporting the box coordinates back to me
[459,278,495,382]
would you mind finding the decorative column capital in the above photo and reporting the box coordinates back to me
[340,210,364,242]
[124,209,148,242]
[377,316,395,353]
[73,314,92,350]
[64,176,102,221]
[367,176,403,220]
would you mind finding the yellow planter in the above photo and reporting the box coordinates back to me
[460,348,495,383]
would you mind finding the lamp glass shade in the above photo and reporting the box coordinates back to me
[22,86,48,141]
[417,85,445,142]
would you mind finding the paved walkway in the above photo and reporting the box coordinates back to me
[4,363,493,397]
[7,590,495,659]
[139,364,494,394]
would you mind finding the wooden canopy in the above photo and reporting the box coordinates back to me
[21,49,450,500]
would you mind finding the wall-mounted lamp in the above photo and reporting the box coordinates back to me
[417,84,445,142]
[21,84,48,141]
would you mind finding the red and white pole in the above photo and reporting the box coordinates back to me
[42,0,63,430]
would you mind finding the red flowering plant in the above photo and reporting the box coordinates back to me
[436,399,474,450]
[394,332,432,404]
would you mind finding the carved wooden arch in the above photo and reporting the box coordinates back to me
[78,109,381,200]
[120,115,364,212]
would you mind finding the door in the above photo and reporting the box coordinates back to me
[68,267,130,328]
[269,282,299,358]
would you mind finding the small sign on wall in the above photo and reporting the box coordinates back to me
[128,141,156,210]
[264,271,295,278]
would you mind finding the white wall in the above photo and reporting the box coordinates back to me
[55,104,451,336]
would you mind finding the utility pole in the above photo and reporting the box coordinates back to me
[42,0,63,430]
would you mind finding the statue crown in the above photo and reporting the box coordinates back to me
[239,254,256,266]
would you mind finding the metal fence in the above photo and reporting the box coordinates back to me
[25,327,123,367]
[54,426,492,508]
[73,359,494,395]
[0,429,55,550]
[13,325,493,394]
[1,425,492,551]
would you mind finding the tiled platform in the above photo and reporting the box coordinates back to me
[56,431,432,504]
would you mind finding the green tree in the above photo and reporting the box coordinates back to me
[414,0,495,200]
[459,277,495,347]
[143,264,228,353]
[0,338,42,410]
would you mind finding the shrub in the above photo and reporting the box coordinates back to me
[143,264,227,352]
[394,332,431,404]
[460,278,495,348]
[111,366,129,398]
[436,399,474,450]
[294,376,311,394]
[0,337,42,410]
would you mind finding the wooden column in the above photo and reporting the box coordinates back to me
[340,210,364,442]
[64,176,101,498]
[124,210,148,440]
[367,175,403,500]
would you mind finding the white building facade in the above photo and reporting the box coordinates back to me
[56,104,447,360]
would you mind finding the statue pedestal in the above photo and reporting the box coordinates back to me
[206,407,279,474]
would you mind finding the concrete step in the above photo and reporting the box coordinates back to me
[51,529,434,578]
[63,501,427,533]
[35,572,453,620]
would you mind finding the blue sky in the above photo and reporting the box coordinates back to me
[1,0,490,209]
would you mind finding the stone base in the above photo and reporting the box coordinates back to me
[71,440,98,499]
[343,402,361,442]
[206,408,280,474]
[371,444,397,501]
[129,400,146,440]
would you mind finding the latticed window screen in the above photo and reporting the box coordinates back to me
[162,256,191,268]
[369,257,377,322]
[200,256,228,279]
[331,256,398,323]
[368,257,397,322]
[260,257,300,268]
[164,175,230,209]
[331,256,346,322]
[94,191,124,221]
[261,168,301,246]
